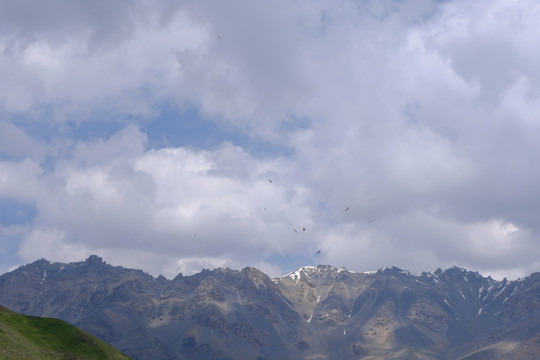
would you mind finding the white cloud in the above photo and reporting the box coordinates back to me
[2,0,540,279]
[6,126,314,276]
[0,158,43,201]
[18,227,90,264]
[465,220,533,262]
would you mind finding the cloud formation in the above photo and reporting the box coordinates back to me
[1,0,540,279]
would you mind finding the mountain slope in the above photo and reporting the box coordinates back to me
[1,256,539,359]
[278,265,540,359]
[0,304,131,360]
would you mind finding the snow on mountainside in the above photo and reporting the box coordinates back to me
[1,256,539,360]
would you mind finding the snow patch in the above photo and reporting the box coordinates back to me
[41,270,47,286]
[493,285,508,300]
[509,286,519,297]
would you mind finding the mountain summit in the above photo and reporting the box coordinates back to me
[1,257,539,359]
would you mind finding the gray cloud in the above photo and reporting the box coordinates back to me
[1,0,540,279]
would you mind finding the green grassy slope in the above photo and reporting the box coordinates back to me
[0,305,131,360]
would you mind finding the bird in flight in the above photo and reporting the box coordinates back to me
[268,179,273,183]
[345,206,349,211]
[316,250,321,254]
[302,227,306,231]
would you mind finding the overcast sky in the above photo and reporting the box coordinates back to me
[1,0,540,280]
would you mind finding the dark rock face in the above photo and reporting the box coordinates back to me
[1,258,540,359]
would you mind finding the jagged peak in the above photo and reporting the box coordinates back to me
[216,266,235,272]
[377,266,412,276]
[70,255,106,267]
[439,266,486,281]
[172,272,184,281]
[85,255,105,264]
[283,265,355,282]
[445,265,468,273]
[23,258,50,267]
[241,267,273,286]
[241,266,265,275]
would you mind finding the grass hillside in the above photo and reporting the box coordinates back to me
[0,305,131,360]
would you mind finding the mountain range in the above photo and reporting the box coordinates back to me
[0,255,539,359]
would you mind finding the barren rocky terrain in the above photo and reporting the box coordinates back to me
[1,256,539,359]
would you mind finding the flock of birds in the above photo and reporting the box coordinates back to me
[266,179,372,257]
[178,36,375,260]
[191,175,373,258]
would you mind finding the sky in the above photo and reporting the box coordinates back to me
[1,0,540,280]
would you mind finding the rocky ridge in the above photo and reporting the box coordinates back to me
[1,256,539,359]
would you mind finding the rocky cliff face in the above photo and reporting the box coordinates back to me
[277,265,540,359]
[1,256,539,359]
